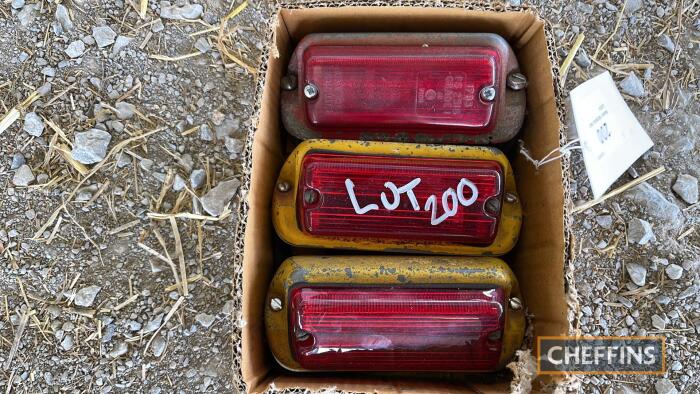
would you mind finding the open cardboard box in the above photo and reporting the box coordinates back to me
[242,6,568,393]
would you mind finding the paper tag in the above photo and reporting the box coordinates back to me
[570,72,653,199]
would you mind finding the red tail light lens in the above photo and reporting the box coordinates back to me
[265,256,526,372]
[281,33,526,144]
[299,152,503,245]
[304,46,498,133]
[289,287,505,371]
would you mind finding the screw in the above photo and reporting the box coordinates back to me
[296,330,310,340]
[480,86,496,102]
[488,330,502,341]
[303,189,319,205]
[303,83,319,100]
[270,297,282,311]
[505,192,518,203]
[281,75,297,91]
[506,72,528,91]
[485,198,501,215]
[509,297,522,311]
[277,181,290,193]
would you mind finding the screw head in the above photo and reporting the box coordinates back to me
[509,297,523,311]
[281,75,297,91]
[505,192,518,203]
[506,72,528,91]
[488,330,503,341]
[303,83,319,100]
[277,181,290,193]
[303,189,319,205]
[270,297,282,311]
[480,86,496,102]
[485,198,501,215]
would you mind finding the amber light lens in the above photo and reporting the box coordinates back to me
[303,46,499,137]
[298,152,503,245]
[289,286,505,371]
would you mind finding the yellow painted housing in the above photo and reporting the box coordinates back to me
[265,255,526,372]
[272,139,522,255]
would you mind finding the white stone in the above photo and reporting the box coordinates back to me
[672,174,698,204]
[74,285,101,307]
[619,72,645,97]
[12,165,35,186]
[108,341,128,358]
[190,169,205,189]
[71,129,112,164]
[92,26,117,48]
[60,334,74,351]
[152,18,165,33]
[112,35,132,55]
[194,37,210,53]
[665,264,683,280]
[65,40,85,58]
[657,34,675,53]
[159,1,203,20]
[651,314,666,330]
[627,218,655,245]
[23,112,44,136]
[114,102,136,120]
[152,336,166,357]
[195,313,215,328]
[172,174,186,191]
[55,4,74,31]
[655,378,678,394]
[626,263,647,287]
[200,179,240,216]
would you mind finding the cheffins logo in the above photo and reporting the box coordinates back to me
[537,336,665,374]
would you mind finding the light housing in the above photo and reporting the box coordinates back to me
[281,33,526,144]
[273,139,521,255]
[265,256,526,372]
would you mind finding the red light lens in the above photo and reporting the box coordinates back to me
[303,46,498,137]
[298,152,503,245]
[289,287,505,371]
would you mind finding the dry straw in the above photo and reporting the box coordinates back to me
[0,91,40,136]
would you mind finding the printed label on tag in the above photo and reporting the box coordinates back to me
[570,72,653,199]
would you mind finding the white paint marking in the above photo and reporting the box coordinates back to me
[345,178,379,214]
[344,177,482,226]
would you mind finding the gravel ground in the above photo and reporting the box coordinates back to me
[530,0,700,392]
[0,0,273,392]
[0,0,698,393]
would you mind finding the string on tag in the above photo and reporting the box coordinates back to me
[518,138,581,169]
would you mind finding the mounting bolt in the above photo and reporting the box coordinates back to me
[270,297,282,312]
[303,189,319,205]
[480,86,496,102]
[303,83,319,100]
[488,330,503,341]
[509,297,523,311]
[485,198,501,215]
[506,72,528,91]
[281,75,297,91]
[277,181,290,193]
[505,192,518,203]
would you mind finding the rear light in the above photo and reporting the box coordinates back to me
[265,256,525,372]
[281,33,526,145]
[273,139,521,255]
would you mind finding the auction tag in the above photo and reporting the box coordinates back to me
[570,72,653,199]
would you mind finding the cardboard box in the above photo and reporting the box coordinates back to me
[241,6,567,393]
